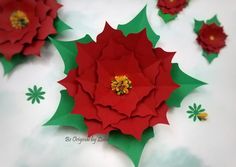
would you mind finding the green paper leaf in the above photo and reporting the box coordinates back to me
[49,37,77,74]
[0,54,27,75]
[49,35,93,74]
[158,10,177,23]
[166,64,207,107]
[118,6,160,47]
[202,51,218,63]
[206,15,221,26]
[76,34,93,44]
[54,17,71,33]
[44,90,87,132]
[108,128,154,167]
[194,19,204,34]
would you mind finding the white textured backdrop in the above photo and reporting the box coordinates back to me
[0,0,236,167]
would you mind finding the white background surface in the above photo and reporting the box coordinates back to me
[0,0,236,167]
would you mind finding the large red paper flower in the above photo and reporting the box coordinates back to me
[60,23,179,140]
[157,0,188,15]
[0,0,61,60]
[197,23,227,54]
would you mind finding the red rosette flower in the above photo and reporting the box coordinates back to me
[0,0,61,60]
[157,0,188,15]
[196,23,227,54]
[59,23,179,140]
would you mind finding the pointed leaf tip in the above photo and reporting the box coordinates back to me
[166,63,207,107]
[158,10,177,23]
[54,17,72,33]
[202,51,218,63]
[0,54,27,75]
[44,90,87,132]
[118,6,159,47]
[108,127,154,167]
[49,34,93,74]
[206,15,221,26]
[194,19,204,34]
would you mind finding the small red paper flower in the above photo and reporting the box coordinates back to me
[0,0,61,60]
[157,0,188,15]
[59,23,179,140]
[197,23,227,54]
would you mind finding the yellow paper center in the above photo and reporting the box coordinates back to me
[197,112,208,120]
[209,35,215,41]
[10,10,29,29]
[111,75,132,95]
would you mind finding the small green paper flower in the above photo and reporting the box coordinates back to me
[26,85,45,104]
[187,103,207,122]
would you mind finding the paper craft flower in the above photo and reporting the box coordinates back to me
[26,85,45,104]
[157,0,188,15]
[59,23,179,139]
[157,0,189,23]
[194,16,227,63]
[46,7,206,167]
[187,103,207,121]
[0,0,61,60]
[197,24,227,54]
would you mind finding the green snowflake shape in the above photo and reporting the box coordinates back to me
[187,103,205,122]
[26,85,46,104]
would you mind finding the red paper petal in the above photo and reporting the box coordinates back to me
[45,0,62,19]
[77,66,97,98]
[0,42,23,60]
[95,55,153,116]
[112,116,151,140]
[36,0,50,21]
[123,30,157,69]
[96,106,126,128]
[85,119,115,137]
[150,103,169,126]
[99,39,131,61]
[132,90,157,117]
[97,22,124,45]
[23,40,45,56]
[72,87,99,120]
[59,69,79,97]
[76,42,101,74]
[37,16,56,40]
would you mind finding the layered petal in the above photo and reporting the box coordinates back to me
[112,116,151,140]
[94,54,153,116]
[60,23,178,139]
[157,0,188,15]
[85,120,115,137]
[197,23,227,53]
[0,0,60,59]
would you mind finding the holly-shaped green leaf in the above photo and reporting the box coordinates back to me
[108,128,154,167]
[54,17,71,34]
[194,19,204,34]
[166,63,207,107]
[44,90,87,132]
[0,54,28,75]
[158,10,177,23]
[202,51,218,63]
[118,6,160,47]
[206,15,221,26]
[49,35,93,74]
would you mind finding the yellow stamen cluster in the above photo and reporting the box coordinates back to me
[197,112,208,121]
[10,10,29,29]
[209,35,215,41]
[111,75,132,95]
